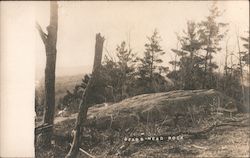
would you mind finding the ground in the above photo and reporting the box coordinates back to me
[35,90,250,157]
[129,115,249,157]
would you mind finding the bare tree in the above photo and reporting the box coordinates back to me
[66,33,105,158]
[236,30,245,105]
[36,1,58,146]
[224,38,230,77]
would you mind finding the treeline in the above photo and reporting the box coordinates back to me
[57,4,249,112]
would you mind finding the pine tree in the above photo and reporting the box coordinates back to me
[116,41,136,99]
[198,2,228,88]
[138,29,166,92]
[169,21,203,89]
[240,31,250,65]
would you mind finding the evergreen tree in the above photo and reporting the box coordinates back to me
[240,31,250,65]
[169,21,203,89]
[198,2,228,88]
[116,41,136,99]
[138,29,167,92]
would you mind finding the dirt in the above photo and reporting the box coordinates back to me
[35,90,250,157]
[129,115,250,157]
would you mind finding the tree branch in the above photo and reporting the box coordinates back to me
[36,22,48,45]
[79,147,95,158]
[69,143,95,158]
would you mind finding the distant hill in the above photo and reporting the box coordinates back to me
[36,65,92,80]
[36,73,85,105]
[35,65,92,106]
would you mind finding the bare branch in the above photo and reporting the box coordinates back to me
[69,143,95,158]
[36,22,48,45]
[104,47,116,62]
[79,148,95,158]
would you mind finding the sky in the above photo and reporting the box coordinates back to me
[3,1,250,79]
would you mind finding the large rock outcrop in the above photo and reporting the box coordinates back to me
[54,89,237,133]
[85,89,237,130]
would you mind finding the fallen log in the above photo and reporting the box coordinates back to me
[35,124,53,135]
[35,124,53,144]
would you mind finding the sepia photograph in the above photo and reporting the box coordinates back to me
[0,0,249,157]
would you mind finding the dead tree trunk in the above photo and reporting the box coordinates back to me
[236,31,246,111]
[36,1,58,146]
[202,31,211,89]
[223,38,230,91]
[224,38,230,76]
[66,33,105,158]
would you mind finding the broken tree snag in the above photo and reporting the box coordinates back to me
[36,1,58,147]
[66,33,105,158]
